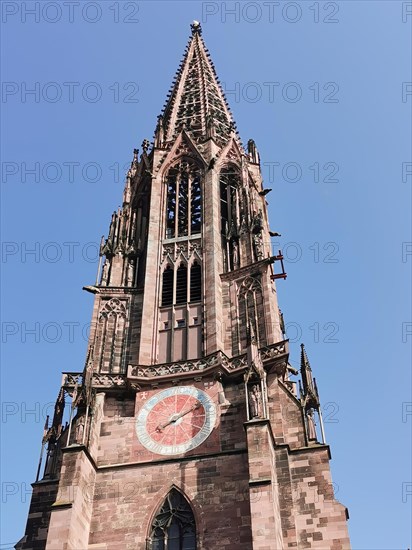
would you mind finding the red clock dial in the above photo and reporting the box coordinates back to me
[145,394,206,447]
[136,386,216,456]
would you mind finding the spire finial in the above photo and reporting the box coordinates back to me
[191,20,202,35]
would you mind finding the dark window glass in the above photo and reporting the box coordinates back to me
[178,172,189,237]
[176,264,188,304]
[219,166,238,236]
[191,176,201,234]
[162,266,174,306]
[190,262,201,302]
[220,178,229,235]
[166,170,177,239]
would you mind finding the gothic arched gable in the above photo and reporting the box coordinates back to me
[157,130,207,179]
[215,136,243,172]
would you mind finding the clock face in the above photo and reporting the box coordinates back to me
[136,386,216,456]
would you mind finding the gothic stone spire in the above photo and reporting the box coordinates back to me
[160,21,238,146]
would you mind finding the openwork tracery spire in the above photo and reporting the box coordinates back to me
[160,21,238,146]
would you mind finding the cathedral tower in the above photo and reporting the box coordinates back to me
[16,22,351,550]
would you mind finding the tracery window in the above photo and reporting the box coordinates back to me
[166,161,202,239]
[148,489,196,550]
[98,298,127,374]
[220,166,239,236]
[220,165,240,271]
[238,277,266,351]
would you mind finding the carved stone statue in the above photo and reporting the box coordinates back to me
[253,233,264,261]
[249,384,262,418]
[126,259,135,286]
[232,240,239,269]
[252,210,264,234]
[279,308,285,336]
[206,111,216,139]
[75,416,85,444]
[101,259,109,284]
[240,212,247,234]
[44,444,56,478]
[142,138,150,153]
[155,116,164,148]
[307,408,317,441]
[248,139,259,164]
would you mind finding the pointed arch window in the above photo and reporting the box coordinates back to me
[190,262,201,303]
[176,264,188,305]
[191,175,201,234]
[148,489,196,550]
[162,266,174,306]
[220,165,240,272]
[220,165,239,236]
[238,277,266,351]
[165,161,202,239]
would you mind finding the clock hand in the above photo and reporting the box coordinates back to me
[156,401,201,432]
[175,400,201,421]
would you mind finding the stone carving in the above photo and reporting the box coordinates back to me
[129,343,284,380]
[252,210,264,234]
[155,116,165,148]
[142,138,150,153]
[44,444,56,477]
[99,298,127,320]
[206,111,216,139]
[232,240,239,269]
[60,343,287,393]
[62,372,127,391]
[93,374,126,387]
[306,408,317,441]
[161,242,203,265]
[253,233,264,261]
[126,259,135,286]
[247,138,259,164]
[75,415,85,444]
[248,384,262,418]
[101,259,109,284]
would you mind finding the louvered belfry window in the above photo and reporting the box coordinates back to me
[190,262,201,302]
[148,489,196,550]
[166,161,202,239]
[175,264,188,304]
[161,265,174,306]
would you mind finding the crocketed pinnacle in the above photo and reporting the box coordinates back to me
[159,22,238,146]
[300,343,320,407]
[300,343,312,373]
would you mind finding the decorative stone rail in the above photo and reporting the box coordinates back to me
[61,340,288,391]
[128,340,288,383]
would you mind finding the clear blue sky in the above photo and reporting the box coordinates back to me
[1,1,411,548]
